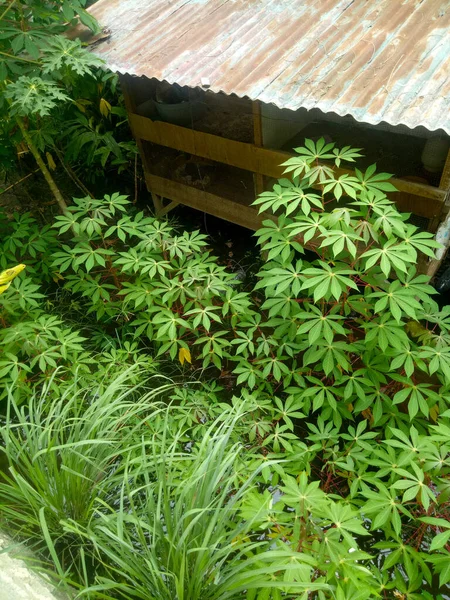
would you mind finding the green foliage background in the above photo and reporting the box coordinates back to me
[1,136,450,599]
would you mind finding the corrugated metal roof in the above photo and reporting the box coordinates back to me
[82,0,450,133]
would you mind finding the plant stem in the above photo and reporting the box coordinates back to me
[0,168,39,195]
[15,116,69,215]
[0,0,18,22]
[0,50,39,64]
[54,147,94,198]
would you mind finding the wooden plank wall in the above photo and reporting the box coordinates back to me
[128,113,446,213]
[119,70,447,237]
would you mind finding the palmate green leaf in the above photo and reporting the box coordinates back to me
[388,345,422,378]
[355,164,398,193]
[399,267,438,301]
[118,280,157,309]
[71,244,115,273]
[2,277,45,310]
[5,77,70,117]
[232,359,263,389]
[256,355,291,382]
[301,377,341,413]
[421,522,450,552]
[53,213,80,234]
[194,331,229,369]
[385,426,434,457]
[281,137,335,178]
[323,503,369,539]
[281,155,313,179]
[391,375,440,419]
[322,206,358,229]
[369,280,423,323]
[372,205,408,237]
[391,462,436,511]
[261,422,298,451]
[399,224,442,259]
[363,314,410,351]
[306,163,335,185]
[260,224,304,263]
[332,145,363,167]
[351,189,393,214]
[296,304,346,344]
[280,473,328,512]
[152,310,191,341]
[419,346,450,380]
[254,179,323,217]
[253,183,301,214]
[260,293,297,319]
[41,37,104,76]
[336,370,376,402]
[361,239,415,277]
[114,248,142,273]
[0,353,31,379]
[427,552,450,587]
[255,217,288,245]
[318,228,362,259]
[255,259,304,296]
[185,305,222,331]
[303,340,352,375]
[362,483,409,537]
[286,212,323,244]
[321,174,363,200]
[301,261,359,302]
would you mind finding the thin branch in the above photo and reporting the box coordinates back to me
[0,50,40,64]
[0,168,39,195]
[54,147,94,198]
[0,0,18,22]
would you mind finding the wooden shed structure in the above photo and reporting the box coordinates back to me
[80,0,450,274]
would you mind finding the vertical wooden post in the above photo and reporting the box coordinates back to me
[119,75,158,210]
[426,148,450,278]
[252,101,265,198]
[439,148,450,191]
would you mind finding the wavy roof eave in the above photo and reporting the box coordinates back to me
[80,0,450,135]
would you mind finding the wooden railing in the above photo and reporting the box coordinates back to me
[129,113,447,204]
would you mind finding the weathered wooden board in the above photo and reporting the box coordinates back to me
[129,113,446,204]
[145,174,274,230]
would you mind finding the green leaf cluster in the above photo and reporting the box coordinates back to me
[1,139,450,597]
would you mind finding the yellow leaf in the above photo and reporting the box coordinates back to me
[0,282,11,295]
[46,152,56,171]
[99,98,112,117]
[178,347,191,365]
[430,404,439,422]
[0,264,26,285]
[362,408,373,424]
[75,99,91,113]
[52,271,64,283]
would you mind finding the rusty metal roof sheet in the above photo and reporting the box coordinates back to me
[83,0,450,134]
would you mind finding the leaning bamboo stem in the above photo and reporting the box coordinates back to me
[15,116,69,215]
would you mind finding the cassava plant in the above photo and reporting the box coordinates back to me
[1,140,450,596]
